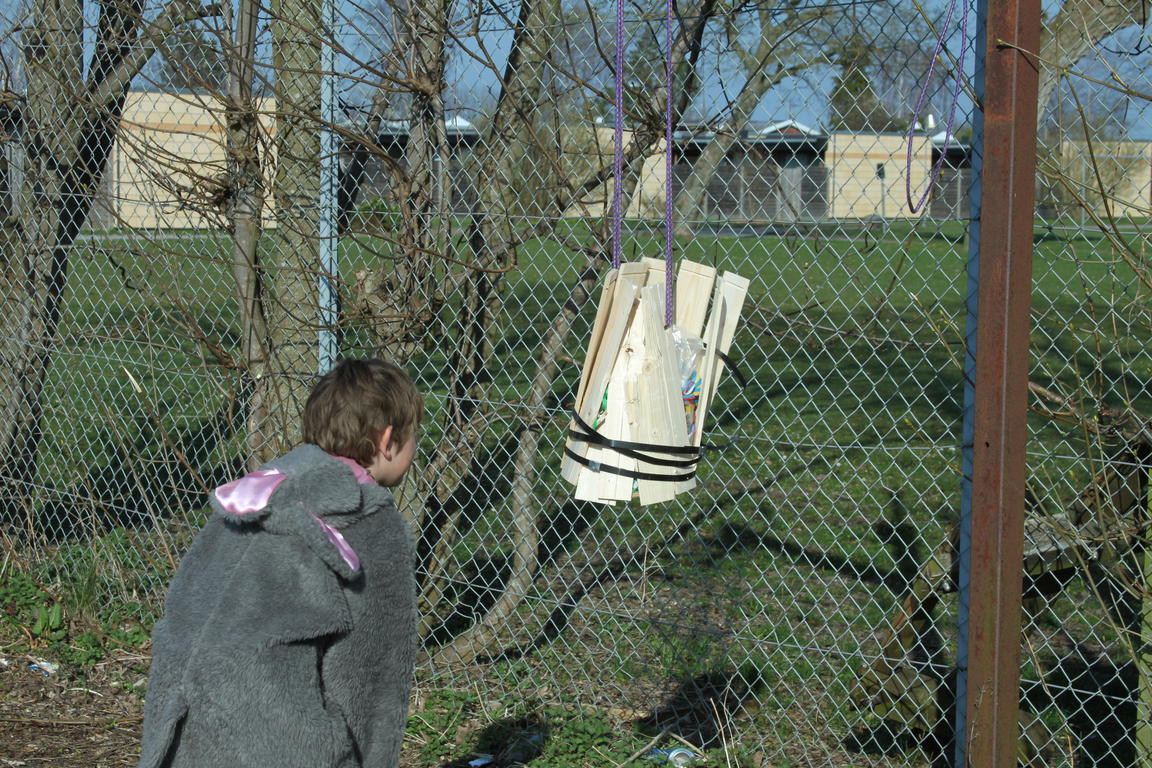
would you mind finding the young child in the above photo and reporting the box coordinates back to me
[138,358,423,768]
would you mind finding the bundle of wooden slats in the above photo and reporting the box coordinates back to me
[561,258,748,505]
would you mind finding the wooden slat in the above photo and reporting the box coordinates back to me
[694,271,749,446]
[636,284,688,505]
[675,260,716,335]
[641,256,667,289]
[562,269,620,485]
[572,269,620,415]
[577,310,642,503]
[671,260,715,493]
[565,264,645,491]
[609,301,647,501]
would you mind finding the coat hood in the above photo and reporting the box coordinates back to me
[209,445,377,580]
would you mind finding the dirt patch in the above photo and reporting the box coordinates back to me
[0,651,146,767]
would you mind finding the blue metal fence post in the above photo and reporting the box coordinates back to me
[318,0,339,374]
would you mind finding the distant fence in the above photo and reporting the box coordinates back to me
[4,103,972,230]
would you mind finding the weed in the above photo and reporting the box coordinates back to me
[30,602,67,642]
[404,687,483,765]
[58,631,110,667]
[1,571,65,642]
[0,553,154,670]
[1,570,45,623]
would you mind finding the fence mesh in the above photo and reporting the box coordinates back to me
[1,0,1151,766]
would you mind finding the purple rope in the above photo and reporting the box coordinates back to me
[664,0,675,327]
[612,0,624,269]
[905,0,967,214]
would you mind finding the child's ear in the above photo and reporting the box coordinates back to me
[376,425,395,459]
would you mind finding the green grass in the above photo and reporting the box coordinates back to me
[8,215,1150,766]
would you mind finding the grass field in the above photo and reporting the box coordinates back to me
[8,216,1150,766]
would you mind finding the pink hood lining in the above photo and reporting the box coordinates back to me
[212,457,375,573]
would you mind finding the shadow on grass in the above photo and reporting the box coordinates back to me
[634,664,766,750]
[415,430,519,577]
[438,713,549,768]
[424,485,712,656]
[33,387,247,540]
[1029,644,1137,768]
[490,550,627,662]
[421,495,602,649]
[846,648,1139,768]
[842,668,957,768]
[695,489,925,595]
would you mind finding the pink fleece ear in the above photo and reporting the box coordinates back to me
[311,515,361,573]
[214,469,287,515]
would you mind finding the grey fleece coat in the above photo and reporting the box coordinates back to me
[137,445,417,768]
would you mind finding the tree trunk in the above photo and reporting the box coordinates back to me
[0,0,82,530]
[432,254,606,665]
[416,0,560,637]
[673,3,821,232]
[225,0,270,467]
[337,85,391,235]
[248,0,323,463]
[0,0,145,529]
[381,0,451,363]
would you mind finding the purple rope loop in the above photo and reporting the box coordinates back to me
[664,0,675,328]
[612,0,624,270]
[905,0,968,214]
[613,0,677,327]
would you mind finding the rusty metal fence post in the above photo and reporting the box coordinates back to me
[956,0,1040,766]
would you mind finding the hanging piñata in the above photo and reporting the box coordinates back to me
[562,258,748,505]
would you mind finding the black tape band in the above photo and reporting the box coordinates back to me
[569,412,700,460]
[566,430,700,467]
[563,447,698,483]
[566,345,747,468]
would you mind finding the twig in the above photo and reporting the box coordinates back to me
[709,697,733,768]
[668,731,703,752]
[0,714,143,727]
[613,727,670,768]
[996,38,1152,102]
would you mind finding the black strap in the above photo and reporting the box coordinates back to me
[711,348,749,389]
[564,447,698,482]
[569,410,733,455]
[569,412,700,460]
[565,345,747,470]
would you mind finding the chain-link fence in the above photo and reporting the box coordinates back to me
[2,0,1151,766]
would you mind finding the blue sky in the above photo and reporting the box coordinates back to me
[2,0,1150,139]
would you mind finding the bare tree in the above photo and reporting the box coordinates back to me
[1037,0,1149,125]
[672,0,835,228]
[300,0,719,665]
[845,5,957,134]
[244,0,326,462]
[399,0,719,667]
[1031,2,1150,218]
[225,0,272,463]
[152,21,230,94]
[0,0,223,528]
[827,31,901,132]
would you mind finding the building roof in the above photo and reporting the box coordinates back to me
[672,119,825,146]
[745,119,821,137]
[375,115,477,136]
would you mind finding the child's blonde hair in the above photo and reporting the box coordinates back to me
[302,358,424,467]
